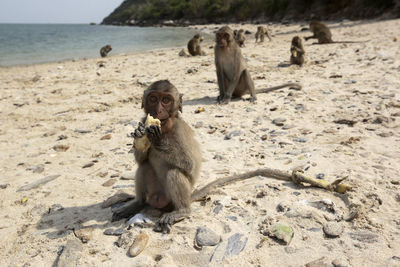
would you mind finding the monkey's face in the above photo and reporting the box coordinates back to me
[145,92,175,127]
[216,32,231,48]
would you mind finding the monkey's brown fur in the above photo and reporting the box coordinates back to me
[214,26,301,104]
[187,34,204,56]
[100,45,112,57]
[304,21,333,44]
[112,80,202,233]
[235,29,246,47]
[290,36,305,66]
[255,26,272,43]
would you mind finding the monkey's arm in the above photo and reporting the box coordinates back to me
[304,35,316,41]
[291,46,305,53]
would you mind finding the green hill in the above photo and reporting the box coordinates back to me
[102,0,400,26]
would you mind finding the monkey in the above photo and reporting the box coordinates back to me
[100,45,112,57]
[187,34,205,56]
[214,26,301,104]
[290,36,305,66]
[304,21,365,44]
[235,29,246,47]
[255,26,272,43]
[112,80,202,233]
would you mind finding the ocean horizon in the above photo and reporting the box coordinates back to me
[0,23,200,67]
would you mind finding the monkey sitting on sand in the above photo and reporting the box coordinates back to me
[100,45,112,57]
[290,36,305,66]
[112,80,202,233]
[187,34,205,56]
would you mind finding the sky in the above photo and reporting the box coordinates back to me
[0,0,124,24]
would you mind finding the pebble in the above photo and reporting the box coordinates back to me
[74,227,94,243]
[349,231,379,243]
[316,173,325,179]
[104,228,124,236]
[272,118,286,126]
[269,223,294,245]
[210,233,248,263]
[129,232,149,257]
[323,222,343,237]
[120,172,135,180]
[293,137,308,143]
[117,230,134,248]
[57,239,83,267]
[53,144,70,152]
[82,162,95,168]
[305,257,330,267]
[102,178,117,187]
[74,129,91,134]
[277,201,291,212]
[332,259,349,267]
[213,204,223,214]
[224,130,241,140]
[57,135,68,141]
[32,165,45,173]
[194,121,204,128]
[0,184,9,189]
[261,134,268,141]
[100,134,112,140]
[127,213,152,225]
[195,226,221,248]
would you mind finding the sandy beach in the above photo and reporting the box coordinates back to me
[1,19,400,266]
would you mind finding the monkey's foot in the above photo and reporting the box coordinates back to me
[154,210,189,234]
[248,96,257,103]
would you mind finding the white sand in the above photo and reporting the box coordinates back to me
[0,19,400,266]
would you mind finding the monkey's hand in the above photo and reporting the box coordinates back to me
[131,122,146,139]
[146,125,162,144]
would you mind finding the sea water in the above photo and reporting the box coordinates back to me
[0,24,200,67]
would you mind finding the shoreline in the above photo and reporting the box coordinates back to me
[1,19,400,266]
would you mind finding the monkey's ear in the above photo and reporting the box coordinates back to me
[179,94,183,113]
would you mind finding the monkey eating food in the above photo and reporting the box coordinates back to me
[214,26,301,104]
[112,80,202,233]
[100,45,112,57]
[290,36,305,66]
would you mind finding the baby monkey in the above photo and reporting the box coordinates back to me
[290,36,305,66]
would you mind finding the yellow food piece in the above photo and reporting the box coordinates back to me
[134,114,161,152]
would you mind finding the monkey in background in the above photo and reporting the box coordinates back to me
[255,26,272,43]
[290,36,305,66]
[304,21,333,44]
[305,21,364,44]
[187,34,205,56]
[235,29,246,47]
[214,26,301,104]
[112,80,202,233]
[100,45,112,57]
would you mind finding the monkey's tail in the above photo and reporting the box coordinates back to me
[191,168,291,201]
[255,83,301,94]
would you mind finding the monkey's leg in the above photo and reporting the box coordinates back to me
[216,71,225,102]
[111,162,150,221]
[155,169,191,233]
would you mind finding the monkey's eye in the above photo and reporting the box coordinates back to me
[149,95,158,103]
[161,97,172,105]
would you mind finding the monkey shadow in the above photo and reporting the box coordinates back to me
[277,62,292,68]
[36,201,124,239]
